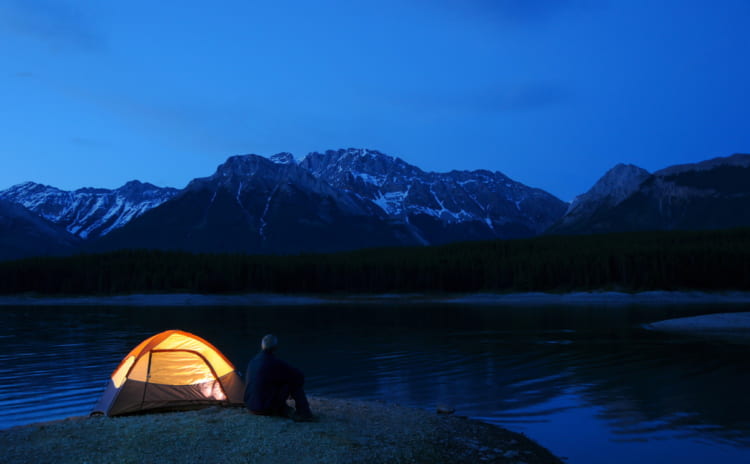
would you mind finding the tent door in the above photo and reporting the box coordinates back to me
[141,349,228,406]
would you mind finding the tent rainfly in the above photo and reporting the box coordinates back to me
[92,330,245,416]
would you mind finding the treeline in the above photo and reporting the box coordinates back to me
[1,228,749,295]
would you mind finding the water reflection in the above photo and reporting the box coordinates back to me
[568,331,750,446]
[1,303,749,463]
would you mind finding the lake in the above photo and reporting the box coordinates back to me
[1,302,750,463]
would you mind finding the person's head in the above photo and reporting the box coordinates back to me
[261,334,278,353]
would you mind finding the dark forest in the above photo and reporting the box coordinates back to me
[1,228,748,296]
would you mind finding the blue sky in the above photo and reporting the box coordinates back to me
[1,0,749,201]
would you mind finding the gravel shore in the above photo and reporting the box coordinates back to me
[0,397,562,464]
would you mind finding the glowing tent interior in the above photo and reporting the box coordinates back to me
[92,330,245,416]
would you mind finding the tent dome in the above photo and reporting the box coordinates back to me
[92,330,245,416]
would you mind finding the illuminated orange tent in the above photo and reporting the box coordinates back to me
[92,330,245,416]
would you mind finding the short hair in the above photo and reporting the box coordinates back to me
[261,334,278,352]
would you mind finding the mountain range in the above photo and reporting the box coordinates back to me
[1,149,748,261]
[92,148,566,255]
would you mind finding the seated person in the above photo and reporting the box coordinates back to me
[244,334,315,422]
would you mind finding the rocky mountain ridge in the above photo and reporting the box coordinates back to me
[549,163,651,234]
[550,153,750,234]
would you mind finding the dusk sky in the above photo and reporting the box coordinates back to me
[2,0,749,201]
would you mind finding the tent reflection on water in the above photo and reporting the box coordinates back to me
[92,330,245,416]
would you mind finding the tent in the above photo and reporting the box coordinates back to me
[92,330,245,416]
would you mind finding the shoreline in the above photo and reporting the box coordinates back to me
[0,397,563,464]
[2,290,750,306]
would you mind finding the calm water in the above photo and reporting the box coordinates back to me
[2,303,750,463]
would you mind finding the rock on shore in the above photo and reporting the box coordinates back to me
[0,397,562,464]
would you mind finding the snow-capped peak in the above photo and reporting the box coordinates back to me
[299,147,567,238]
[270,152,296,165]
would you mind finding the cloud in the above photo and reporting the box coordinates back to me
[397,83,571,114]
[0,0,105,52]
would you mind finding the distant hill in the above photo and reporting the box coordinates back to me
[0,199,80,261]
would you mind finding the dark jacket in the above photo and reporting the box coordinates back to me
[244,350,304,413]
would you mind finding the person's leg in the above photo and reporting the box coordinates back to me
[270,384,292,417]
[286,372,312,416]
[289,384,312,416]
